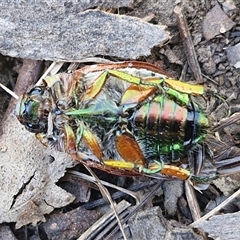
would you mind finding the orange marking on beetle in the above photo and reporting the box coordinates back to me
[116,134,145,166]
[160,99,175,122]
[172,103,188,123]
[120,84,156,105]
[64,125,77,154]
[82,126,104,159]
[81,71,108,102]
[160,165,190,180]
[147,101,161,133]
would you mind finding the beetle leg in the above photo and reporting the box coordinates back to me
[103,160,135,170]
[36,132,49,147]
[108,71,205,109]
[191,174,218,183]
[146,162,191,180]
[103,159,191,180]
[138,161,163,174]
[163,79,204,95]
[35,125,77,155]
[81,71,109,102]
[161,88,190,106]
[103,126,192,180]
[120,84,157,106]
[107,70,204,96]
[119,80,194,110]
[63,123,104,162]
[139,161,191,180]
[81,69,205,105]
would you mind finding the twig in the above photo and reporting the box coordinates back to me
[174,6,203,83]
[185,181,201,221]
[185,181,208,239]
[0,83,18,99]
[212,112,240,132]
[1,59,43,127]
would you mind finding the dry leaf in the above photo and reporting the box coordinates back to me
[0,113,76,228]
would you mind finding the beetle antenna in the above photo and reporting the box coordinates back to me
[0,83,19,99]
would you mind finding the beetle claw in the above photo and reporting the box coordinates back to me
[138,160,164,174]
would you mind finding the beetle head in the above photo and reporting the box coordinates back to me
[15,86,52,133]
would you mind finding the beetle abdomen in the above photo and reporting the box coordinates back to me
[131,96,208,163]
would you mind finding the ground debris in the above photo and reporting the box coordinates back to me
[41,206,101,240]
[163,180,183,216]
[174,5,203,83]
[0,0,240,239]
[128,207,203,240]
[203,4,236,40]
[0,224,17,240]
[226,43,240,68]
[193,211,240,240]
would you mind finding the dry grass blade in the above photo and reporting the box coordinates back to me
[36,62,64,85]
[209,92,236,119]
[0,83,19,99]
[83,164,128,240]
[67,170,140,204]
[105,181,163,239]
[78,200,131,240]
[190,188,240,227]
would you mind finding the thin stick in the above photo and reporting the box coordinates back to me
[36,62,64,85]
[0,83,19,99]
[185,181,201,221]
[174,6,203,83]
[185,181,208,239]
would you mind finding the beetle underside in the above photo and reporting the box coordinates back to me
[16,61,210,181]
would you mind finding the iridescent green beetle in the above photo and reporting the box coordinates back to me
[15,61,209,180]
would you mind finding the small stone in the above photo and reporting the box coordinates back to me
[218,63,226,71]
[222,0,237,13]
[203,61,216,75]
[197,46,212,63]
[203,4,236,40]
[226,43,240,68]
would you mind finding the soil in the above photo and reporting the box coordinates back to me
[0,1,240,239]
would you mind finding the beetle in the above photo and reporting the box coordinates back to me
[15,61,209,181]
